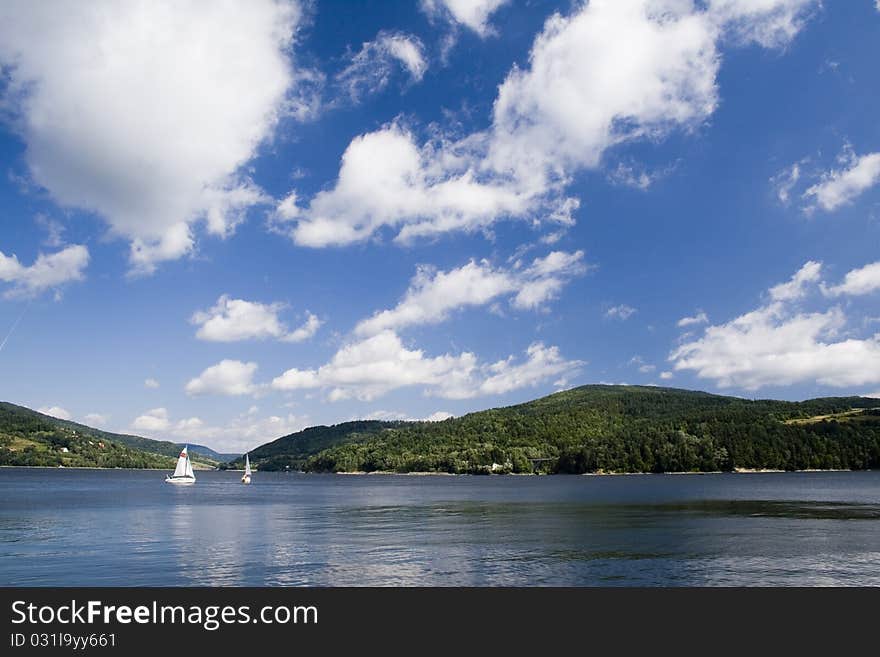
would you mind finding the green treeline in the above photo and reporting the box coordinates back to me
[0,402,177,469]
[284,386,880,474]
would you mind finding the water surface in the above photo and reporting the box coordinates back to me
[1,468,878,586]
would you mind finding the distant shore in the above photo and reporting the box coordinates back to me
[0,464,213,471]
[329,468,860,476]
[0,465,865,476]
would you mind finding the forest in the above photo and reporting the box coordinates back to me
[235,386,880,475]
[1,402,186,469]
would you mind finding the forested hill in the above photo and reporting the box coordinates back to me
[243,385,880,474]
[0,402,227,468]
[226,420,405,471]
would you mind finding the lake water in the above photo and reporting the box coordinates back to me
[1,468,879,586]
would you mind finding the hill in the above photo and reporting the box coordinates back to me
[226,420,405,471]
[240,385,880,475]
[0,402,226,469]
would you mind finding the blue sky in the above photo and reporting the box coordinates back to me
[1,0,879,452]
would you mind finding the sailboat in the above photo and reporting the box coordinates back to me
[241,453,252,484]
[165,446,196,485]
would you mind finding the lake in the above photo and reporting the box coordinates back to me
[1,468,879,586]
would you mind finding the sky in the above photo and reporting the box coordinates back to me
[1,0,879,453]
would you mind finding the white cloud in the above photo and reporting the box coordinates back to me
[513,250,588,310]
[354,251,585,336]
[677,311,709,327]
[191,295,321,343]
[170,411,306,453]
[272,330,477,401]
[360,409,454,422]
[605,305,637,321]
[128,407,304,452]
[132,407,170,433]
[0,244,89,298]
[629,356,656,374]
[144,378,160,389]
[768,260,822,301]
[671,262,880,390]
[423,411,454,422]
[804,150,880,212]
[289,1,815,249]
[0,1,306,273]
[185,360,260,397]
[38,406,72,421]
[771,161,801,204]
[708,0,817,48]
[34,214,65,248]
[283,312,323,343]
[822,261,880,297]
[83,413,108,427]
[607,163,663,190]
[286,123,531,247]
[660,371,674,380]
[271,330,581,401]
[337,32,427,102]
[477,343,584,396]
[420,0,510,36]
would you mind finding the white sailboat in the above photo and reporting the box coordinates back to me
[165,446,196,485]
[241,453,252,484]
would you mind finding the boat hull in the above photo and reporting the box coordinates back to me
[165,476,196,485]
[241,475,251,484]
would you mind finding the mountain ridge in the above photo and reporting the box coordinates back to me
[230,385,880,475]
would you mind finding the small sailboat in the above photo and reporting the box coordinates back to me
[165,446,196,485]
[241,453,252,484]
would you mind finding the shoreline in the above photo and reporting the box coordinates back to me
[0,464,212,472]
[0,465,865,476]
[329,468,862,477]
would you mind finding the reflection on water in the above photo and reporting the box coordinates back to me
[1,469,879,586]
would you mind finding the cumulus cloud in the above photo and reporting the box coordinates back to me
[821,261,880,298]
[283,312,323,343]
[286,0,816,249]
[659,371,674,380]
[285,124,531,247]
[0,245,89,298]
[144,378,160,389]
[768,260,822,301]
[605,305,637,321]
[677,311,709,327]
[38,406,72,421]
[477,343,584,396]
[420,0,510,36]
[337,32,427,102]
[191,295,321,343]
[804,150,880,212]
[271,330,581,401]
[129,406,303,451]
[132,407,170,433]
[0,1,307,273]
[185,360,260,397]
[354,250,585,336]
[170,411,306,453]
[671,261,880,390]
[83,413,108,427]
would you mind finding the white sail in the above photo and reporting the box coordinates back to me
[244,454,251,476]
[166,445,196,483]
[173,446,189,477]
